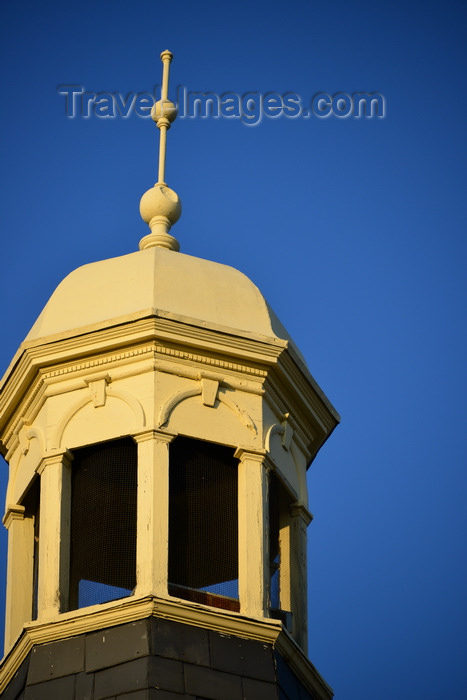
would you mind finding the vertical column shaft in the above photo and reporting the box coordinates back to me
[36,451,72,618]
[134,430,174,598]
[235,448,268,618]
[3,506,34,651]
[289,503,312,653]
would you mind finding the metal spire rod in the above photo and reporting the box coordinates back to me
[157,50,174,185]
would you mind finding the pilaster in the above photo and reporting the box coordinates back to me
[35,451,73,618]
[288,503,313,652]
[3,505,34,651]
[134,430,175,598]
[235,447,269,619]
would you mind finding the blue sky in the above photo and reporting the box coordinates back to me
[1,1,466,698]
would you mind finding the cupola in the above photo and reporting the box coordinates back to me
[0,51,339,699]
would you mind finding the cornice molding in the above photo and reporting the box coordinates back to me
[0,317,279,436]
[1,315,339,466]
[154,346,268,379]
[276,351,339,431]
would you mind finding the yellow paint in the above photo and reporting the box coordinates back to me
[36,453,72,618]
[3,506,33,650]
[0,50,339,696]
[236,448,268,618]
[134,430,174,597]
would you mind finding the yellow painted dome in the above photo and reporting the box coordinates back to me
[25,247,302,359]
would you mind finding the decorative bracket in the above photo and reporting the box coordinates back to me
[18,420,31,456]
[201,377,219,407]
[265,413,294,452]
[85,374,111,408]
[281,412,294,451]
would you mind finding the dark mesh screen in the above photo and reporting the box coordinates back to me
[69,438,137,609]
[169,436,239,610]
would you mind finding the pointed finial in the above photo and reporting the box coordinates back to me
[139,50,182,251]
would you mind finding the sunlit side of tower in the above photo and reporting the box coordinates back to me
[0,52,339,699]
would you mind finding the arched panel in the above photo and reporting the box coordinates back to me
[53,389,145,450]
[158,387,202,428]
[164,394,259,449]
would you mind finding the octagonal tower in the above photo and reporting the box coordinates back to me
[0,51,339,699]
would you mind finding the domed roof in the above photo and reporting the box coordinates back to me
[25,247,304,361]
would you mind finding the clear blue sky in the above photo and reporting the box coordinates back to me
[1,1,466,698]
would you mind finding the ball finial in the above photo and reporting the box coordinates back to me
[139,184,182,251]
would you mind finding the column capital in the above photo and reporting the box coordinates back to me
[36,449,73,475]
[133,429,176,445]
[290,502,313,526]
[234,446,266,463]
[2,504,26,528]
